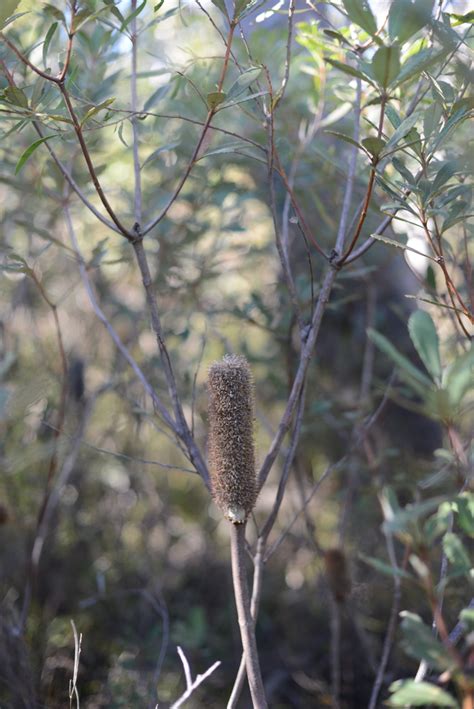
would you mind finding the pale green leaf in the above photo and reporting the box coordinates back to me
[389,679,457,706]
[342,0,377,35]
[408,310,442,382]
[15,135,57,174]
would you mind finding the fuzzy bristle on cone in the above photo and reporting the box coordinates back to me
[207,354,257,524]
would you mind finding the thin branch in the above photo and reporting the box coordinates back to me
[337,93,387,266]
[59,85,132,237]
[261,386,306,541]
[368,533,403,709]
[64,203,175,431]
[170,647,221,709]
[334,79,362,256]
[142,20,237,236]
[230,523,268,708]
[131,238,210,486]
[228,538,265,708]
[265,68,303,328]
[130,0,142,227]
[258,267,337,490]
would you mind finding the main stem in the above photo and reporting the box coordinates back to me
[229,523,267,708]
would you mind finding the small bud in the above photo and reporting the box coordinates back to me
[207,354,257,524]
[324,548,351,604]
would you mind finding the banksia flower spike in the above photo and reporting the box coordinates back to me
[207,354,257,524]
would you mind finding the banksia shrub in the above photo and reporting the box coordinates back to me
[207,354,257,524]
[324,548,351,604]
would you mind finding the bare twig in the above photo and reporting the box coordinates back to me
[258,267,337,490]
[64,204,175,431]
[230,523,268,708]
[169,646,221,709]
[69,619,82,709]
[334,79,362,257]
[368,533,403,709]
[228,538,265,708]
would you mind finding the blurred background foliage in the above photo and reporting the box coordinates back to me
[0,0,472,707]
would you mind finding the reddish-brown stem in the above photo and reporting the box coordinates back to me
[142,21,236,236]
[420,218,472,336]
[58,85,132,238]
[274,152,327,258]
[1,24,132,238]
[58,1,77,82]
[338,94,387,266]
[0,32,61,83]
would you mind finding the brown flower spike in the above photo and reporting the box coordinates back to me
[207,354,257,524]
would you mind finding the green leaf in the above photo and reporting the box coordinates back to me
[371,45,401,88]
[442,532,472,577]
[3,86,29,109]
[235,0,252,18]
[460,607,474,632]
[388,679,457,706]
[342,0,377,35]
[362,136,385,158]
[388,0,435,44]
[385,112,420,150]
[324,130,366,154]
[431,105,471,153]
[325,58,375,84]
[143,84,170,112]
[210,0,229,18]
[0,0,20,28]
[42,3,66,24]
[424,502,452,543]
[120,0,146,32]
[382,496,449,539]
[399,611,457,672]
[408,310,441,382]
[454,494,474,538]
[368,328,435,395]
[423,101,443,140]
[442,347,474,408]
[392,157,415,184]
[449,10,474,26]
[141,142,180,169]
[359,553,412,579]
[15,135,57,174]
[226,67,261,99]
[395,48,446,86]
[206,91,226,109]
[42,22,58,68]
[80,98,115,126]
[385,104,402,128]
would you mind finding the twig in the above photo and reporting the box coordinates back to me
[142,20,237,236]
[169,646,221,709]
[69,619,82,709]
[368,533,402,709]
[329,597,341,709]
[130,0,142,227]
[131,239,210,486]
[334,79,362,257]
[228,538,265,708]
[230,523,268,708]
[258,267,337,490]
[64,203,175,431]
